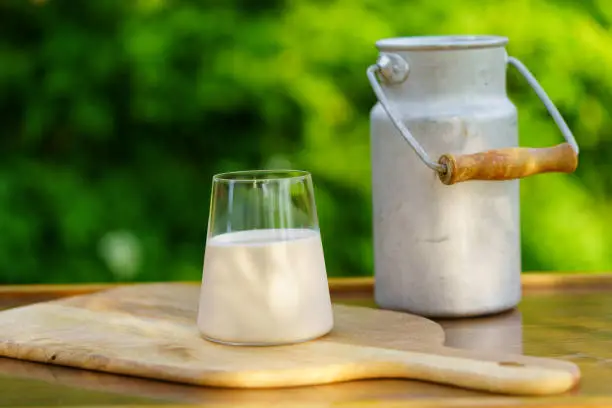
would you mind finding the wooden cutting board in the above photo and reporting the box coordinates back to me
[0,283,580,395]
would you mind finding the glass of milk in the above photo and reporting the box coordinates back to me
[197,170,334,346]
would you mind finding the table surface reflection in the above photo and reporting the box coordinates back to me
[0,274,611,407]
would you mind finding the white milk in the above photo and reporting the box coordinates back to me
[197,228,334,345]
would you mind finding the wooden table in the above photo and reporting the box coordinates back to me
[1,274,612,407]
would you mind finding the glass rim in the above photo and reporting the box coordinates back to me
[212,169,311,183]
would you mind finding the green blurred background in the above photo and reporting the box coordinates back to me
[0,0,609,284]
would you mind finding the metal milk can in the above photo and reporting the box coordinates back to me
[367,35,579,318]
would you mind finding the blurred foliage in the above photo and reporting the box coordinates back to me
[0,0,610,283]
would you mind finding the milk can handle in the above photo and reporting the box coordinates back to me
[367,53,580,185]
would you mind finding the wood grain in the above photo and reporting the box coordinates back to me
[438,142,578,185]
[0,283,580,396]
[3,279,612,407]
[3,274,612,300]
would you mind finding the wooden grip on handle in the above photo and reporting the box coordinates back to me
[438,142,578,185]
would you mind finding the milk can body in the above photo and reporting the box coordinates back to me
[368,36,580,318]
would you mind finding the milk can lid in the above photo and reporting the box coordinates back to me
[376,35,508,51]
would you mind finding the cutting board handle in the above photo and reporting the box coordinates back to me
[378,348,579,395]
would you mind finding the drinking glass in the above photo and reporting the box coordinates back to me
[197,170,334,346]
